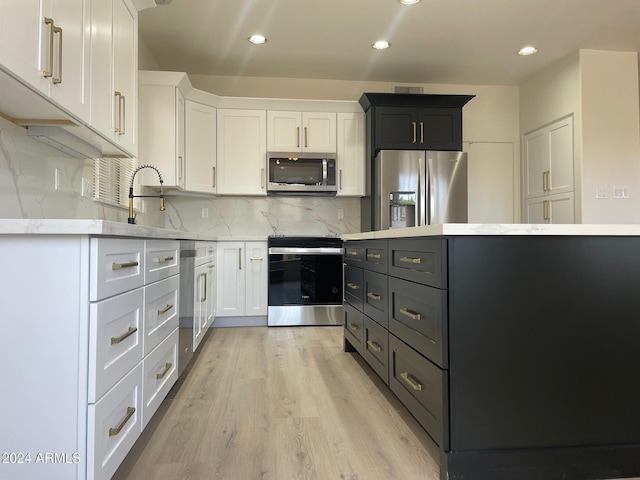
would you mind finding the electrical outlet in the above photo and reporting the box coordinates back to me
[337,208,344,219]
[54,168,63,191]
[595,186,608,199]
[81,178,92,198]
[613,186,630,199]
[201,207,209,219]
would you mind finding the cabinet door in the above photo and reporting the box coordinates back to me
[417,107,462,151]
[525,192,575,224]
[267,110,301,151]
[373,106,418,150]
[244,242,268,316]
[336,112,365,196]
[216,242,245,316]
[206,262,216,327]
[112,0,138,155]
[217,109,267,196]
[89,0,115,140]
[193,262,206,350]
[302,112,336,152]
[185,100,216,193]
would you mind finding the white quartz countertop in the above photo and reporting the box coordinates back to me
[0,219,266,241]
[340,223,640,240]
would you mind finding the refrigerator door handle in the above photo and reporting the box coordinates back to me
[419,154,427,226]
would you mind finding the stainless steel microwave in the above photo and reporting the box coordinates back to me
[267,152,337,195]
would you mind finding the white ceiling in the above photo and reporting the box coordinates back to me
[138,0,640,86]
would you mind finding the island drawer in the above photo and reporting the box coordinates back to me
[90,238,145,301]
[363,315,389,384]
[363,240,388,274]
[344,302,365,355]
[144,239,180,284]
[389,333,449,449]
[142,328,178,428]
[388,238,447,288]
[363,270,388,328]
[389,276,448,368]
[143,275,180,356]
[344,264,364,311]
[344,242,365,266]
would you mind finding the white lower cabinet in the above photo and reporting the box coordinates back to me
[525,192,575,224]
[193,241,215,350]
[0,235,179,480]
[216,241,267,321]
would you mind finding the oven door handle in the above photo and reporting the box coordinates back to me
[268,247,343,255]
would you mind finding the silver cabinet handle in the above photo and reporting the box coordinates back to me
[346,250,358,256]
[542,170,550,192]
[52,24,63,84]
[212,166,216,188]
[400,372,423,391]
[261,168,265,189]
[114,91,122,133]
[112,260,139,270]
[109,406,135,436]
[367,340,382,353]
[157,304,173,315]
[178,156,183,180]
[304,127,308,148]
[346,282,360,290]
[367,253,382,259]
[157,256,174,263]
[367,292,382,301]
[419,122,424,143]
[250,257,263,261]
[400,308,421,321]
[199,272,207,302]
[412,122,417,143]
[43,18,54,78]
[156,362,172,380]
[347,322,358,332]
[543,200,550,221]
[399,256,422,265]
[296,126,300,148]
[111,326,137,345]
[339,169,343,190]
[120,94,126,135]
[239,248,242,270]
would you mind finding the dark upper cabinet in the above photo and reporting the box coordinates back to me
[360,93,474,152]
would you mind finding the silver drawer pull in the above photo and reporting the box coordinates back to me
[157,256,174,263]
[112,260,139,270]
[367,253,382,259]
[347,283,360,290]
[346,250,358,256]
[367,340,382,353]
[400,372,423,391]
[111,326,137,345]
[367,292,382,301]
[400,308,421,321]
[347,322,358,332]
[156,362,173,379]
[250,257,263,261]
[109,406,136,437]
[399,256,422,265]
[157,304,174,315]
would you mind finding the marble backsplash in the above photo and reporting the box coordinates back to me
[165,195,361,237]
[1,116,361,235]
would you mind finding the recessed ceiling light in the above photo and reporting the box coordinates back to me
[372,40,391,50]
[248,34,267,45]
[399,0,421,4]
[518,46,538,56]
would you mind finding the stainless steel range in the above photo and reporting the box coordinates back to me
[267,236,343,326]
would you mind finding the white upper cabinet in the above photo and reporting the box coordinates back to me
[267,111,336,153]
[0,0,90,121]
[90,0,138,157]
[336,112,365,197]
[185,100,216,194]
[217,109,267,196]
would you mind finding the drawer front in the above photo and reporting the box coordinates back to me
[195,241,215,266]
[389,334,449,449]
[144,239,180,284]
[142,328,178,429]
[344,264,364,311]
[363,270,388,328]
[344,242,365,266]
[90,238,145,301]
[88,362,143,480]
[388,238,447,288]
[389,276,448,368]
[363,315,389,384]
[89,288,144,403]
[363,240,388,274]
[343,302,364,355]
[143,275,180,356]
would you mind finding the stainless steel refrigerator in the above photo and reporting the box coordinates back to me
[374,150,468,230]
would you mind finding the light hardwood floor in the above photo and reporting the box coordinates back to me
[113,326,441,480]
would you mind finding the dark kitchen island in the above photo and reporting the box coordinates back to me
[342,224,640,480]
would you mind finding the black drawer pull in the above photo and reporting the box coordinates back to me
[346,283,360,290]
[400,256,422,265]
[367,340,382,353]
[400,372,423,391]
[400,308,421,321]
[367,292,382,301]
[367,253,382,259]
[347,322,359,332]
